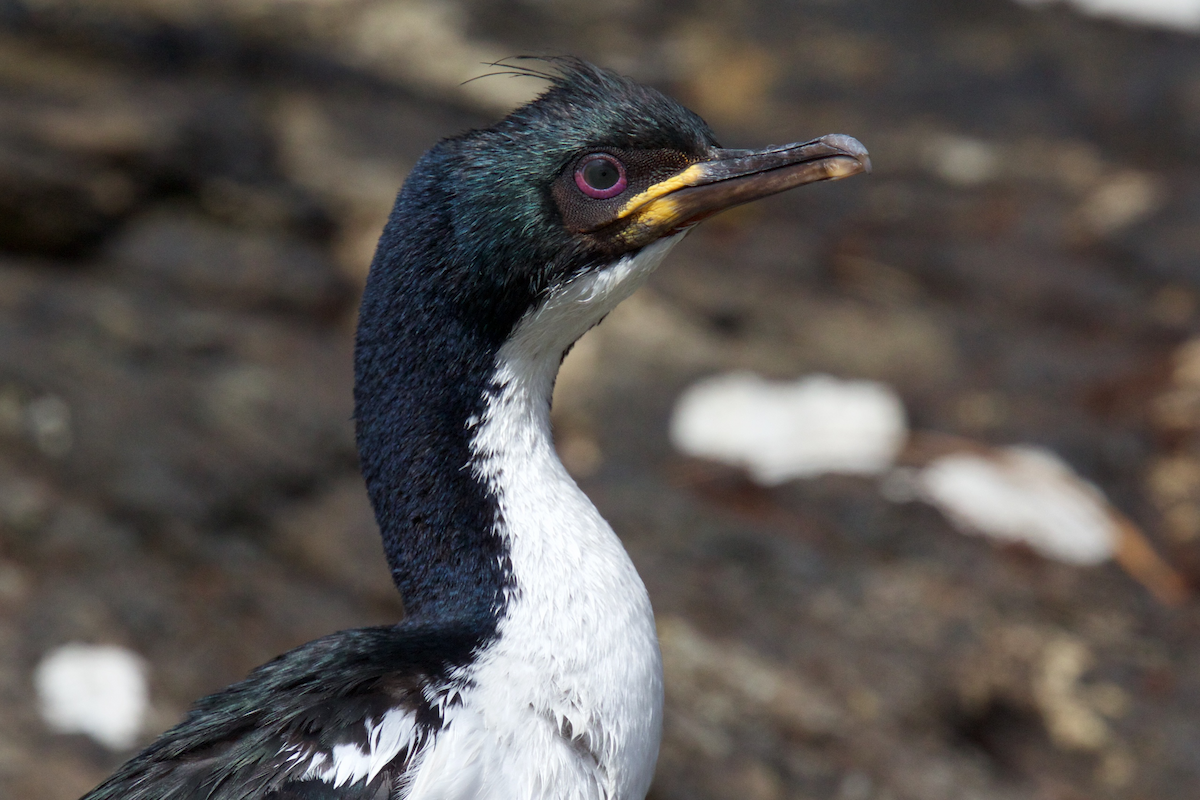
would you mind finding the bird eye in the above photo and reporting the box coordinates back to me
[574,155,627,199]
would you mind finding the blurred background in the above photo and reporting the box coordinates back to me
[2,0,1200,797]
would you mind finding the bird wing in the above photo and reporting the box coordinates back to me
[80,624,470,800]
[81,699,422,800]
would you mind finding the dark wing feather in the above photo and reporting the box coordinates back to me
[81,622,481,800]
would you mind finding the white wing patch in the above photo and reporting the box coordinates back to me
[298,707,419,788]
[368,708,420,782]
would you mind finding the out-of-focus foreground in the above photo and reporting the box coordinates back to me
[2,1,1200,798]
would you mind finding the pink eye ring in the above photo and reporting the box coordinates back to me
[574,155,627,199]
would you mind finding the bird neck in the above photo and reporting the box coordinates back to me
[353,287,511,631]
[353,161,531,632]
[355,162,682,637]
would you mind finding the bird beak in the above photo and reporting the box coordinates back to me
[615,134,870,240]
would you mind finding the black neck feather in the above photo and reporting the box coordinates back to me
[353,142,536,631]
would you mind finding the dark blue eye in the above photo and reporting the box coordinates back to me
[574,155,627,198]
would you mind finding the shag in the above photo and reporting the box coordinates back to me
[82,58,869,800]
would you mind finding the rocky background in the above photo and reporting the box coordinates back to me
[2,0,1200,798]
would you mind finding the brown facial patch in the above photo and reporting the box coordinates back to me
[551,147,699,238]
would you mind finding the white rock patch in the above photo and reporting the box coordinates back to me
[916,446,1117,565]
[1016,0,1200,32]
[35,643,148,751]
[670,372,907,485]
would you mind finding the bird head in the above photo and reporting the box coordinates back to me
[372,59,869,340]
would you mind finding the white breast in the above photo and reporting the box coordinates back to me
[403,236,684,800]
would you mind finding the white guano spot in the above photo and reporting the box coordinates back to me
[1077,170,1165,234]
[25,394,72,457]
[35,643,148,751]
[924,134,1000,187]
[1015,0,1200,31]
[669,372,908,485]
[916,446,1117,565]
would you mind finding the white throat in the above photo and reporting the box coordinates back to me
[434,235,683,800]
[490,233,686,401]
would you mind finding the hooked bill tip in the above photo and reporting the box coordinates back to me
[817,134,871,176]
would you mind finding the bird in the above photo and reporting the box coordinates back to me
[80,58,869,800]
